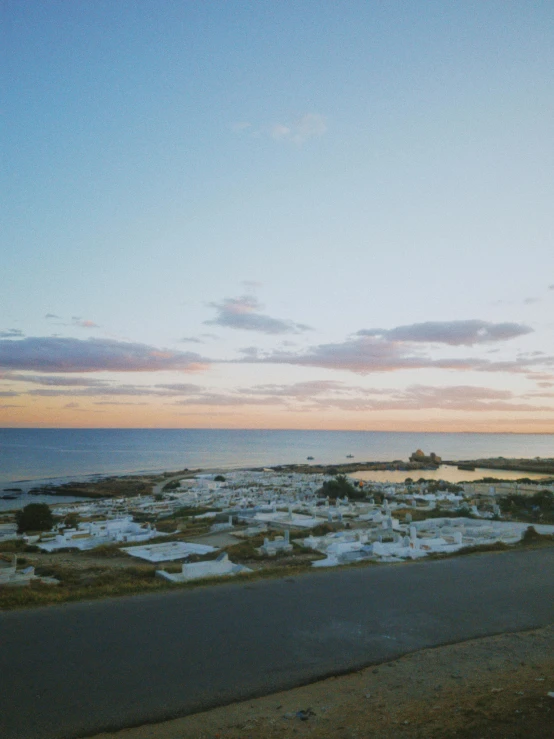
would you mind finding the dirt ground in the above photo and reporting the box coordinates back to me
[89,624,554,739]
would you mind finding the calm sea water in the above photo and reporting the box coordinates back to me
[1,429,553,487]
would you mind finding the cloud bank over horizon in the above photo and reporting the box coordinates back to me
[3,376,550,416]
[1,311,552,426]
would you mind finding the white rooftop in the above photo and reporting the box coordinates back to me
[121,541,218,562]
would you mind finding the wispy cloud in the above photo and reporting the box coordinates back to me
[241,280,263,291]
[269,113,327,144]
[240,334,445,373]
[243,380,347,397]
[155,383,204,394]
[93,401,149,406]
[2,373,108,387]
[357,320,532,346]
[232,113,327,145]
[43,314,99,328]
[174,393,286,407]
[71,316,99,328]
[236,319,543,375]
[0,329,24,338]
[22,382,205,398]
[231,382,551,413]
[165,381,553,414]
[206,295,312,335]
[304,384,552,413]
[0,337,209,373]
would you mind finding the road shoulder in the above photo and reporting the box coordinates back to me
[89,624,554,739]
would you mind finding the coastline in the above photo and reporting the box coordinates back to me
[7,455,554,492]
[3,454,553,513]
[3,428,554,489]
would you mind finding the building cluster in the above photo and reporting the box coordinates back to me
[303,516,554,567]
[1,468,553,586]
[36,517,164,552]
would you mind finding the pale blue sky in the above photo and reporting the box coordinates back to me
[2,1,554,429]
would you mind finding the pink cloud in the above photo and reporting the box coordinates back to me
[0,337,209,373]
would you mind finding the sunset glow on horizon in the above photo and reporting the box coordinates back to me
[2,2,554,432]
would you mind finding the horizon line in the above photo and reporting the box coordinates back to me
[1,427,554,436]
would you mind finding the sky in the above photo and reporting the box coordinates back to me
[2,0,554,431]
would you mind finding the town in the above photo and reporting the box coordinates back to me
[1,453,554,602]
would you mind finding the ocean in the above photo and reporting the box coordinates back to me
[1,428,553,487]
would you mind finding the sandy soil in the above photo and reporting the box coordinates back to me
[88,624,554,739]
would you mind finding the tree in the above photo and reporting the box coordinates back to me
[64,512,80,529]
[16,503,54,533]
[214,475,226,482]
[319,474,364,500]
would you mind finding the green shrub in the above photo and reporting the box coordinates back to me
[318,475,364,500]
[16,504,54,533]
[521,525,548,544]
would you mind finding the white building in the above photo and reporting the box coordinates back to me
[38,517,163,552]
[258,530,293,556]
[121,541,217,562]
[155,553,251,582]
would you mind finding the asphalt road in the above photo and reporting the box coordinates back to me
[1,548,554,739]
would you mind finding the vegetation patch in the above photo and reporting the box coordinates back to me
[0,564,169,610]
[28,475,159,499]
[318,474,365,500]
[159,506,220,519]
[500,490,554,523]
[16,503,54,533]
[0,539,31,553]
[224,535,266,560]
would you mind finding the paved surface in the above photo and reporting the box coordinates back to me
[1,548,554,739]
